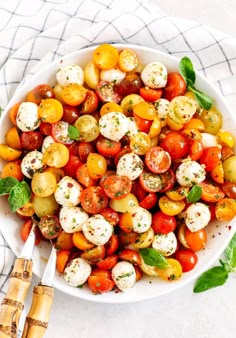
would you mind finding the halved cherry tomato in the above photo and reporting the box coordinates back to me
[106,234,119,255]
[221,182,236,199]
[133,101,156,120]
[118,231,138,248]
[87,153,107,180]
[43,143,69,168]
[52,121,73,145]
[200,146,221,171]
[159,169,176,193]
[38,98,63,124]
[118,49,138,72]
[133,114,152,133]
[139,193,157,209]
[39,122,52,136]
[20,131,43,150]
[1,162,24,181]
[139,87,163,102]
[80,186,108,214]
[159,196,185,216]
[0,144,22,161]
[118,212,133,233]
[100,102,123,116]
[131,181,147,202]
[20,219,41,245]
[45,167,65,183]
[166,186,189,201]
[78,142,95,163]
[5,127,22,150]
[62,105,80,124]
[198,181,225,203]
[161,131,188,160]
[188,139,203,161]
[221,145,234,161]
[88,275,115,294]
[26,84,55,105]
[163,72,186,101]
[96,81,121,103]
[157,258,182,281]
[145,146,171,174]
[97,255,118,270]
[99,170,116,189]
[56,250,70,273]
[100,207,119,226]
[185,228,207,252]
[16,202,35,218]
[215,198,236,222]
[114,147,132,166]
[81,245,106,264]
[96,137,121,158]
[72,231,94,251]
[134,266,143,281]
[139,171,162,193]
[93,44,119,70]
[38,215,62,240]
[56,231,74,250]
[63,155,82,178]
[76,164,97,187]
[103,175,132,199]
[152,211,177,234]
[184,118,205,131]
[210,161,224,184]
[61,84,87,106]
[175,249,198,272]
[114,73,142,97]
[80,90,98,114]
[9,102,21,126]
[118,249,141,265]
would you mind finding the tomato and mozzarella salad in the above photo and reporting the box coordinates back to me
[1,43,236,295]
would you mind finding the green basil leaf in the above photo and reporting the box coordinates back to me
[186,185,202,203]
[8,181,31,212]
[193,266,228,293]
[139,248,169,269]
[0,106,3,118]
[188,85,213,110]
[68,125,80,141]
[225,232,236,269]
[179,56,196,85]
[0,177,19,195]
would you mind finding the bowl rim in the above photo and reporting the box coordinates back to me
[1,43,236,303]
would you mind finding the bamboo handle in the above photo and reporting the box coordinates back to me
[0,258,33,338]
[22,285,54,338]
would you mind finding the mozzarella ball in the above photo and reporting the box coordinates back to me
[82,214,113,245]
[64,258,91,287]
[41,135,55,153]
[21,150,44,178]
[201,133,218,149]
[116,153,144,181]
[176,160,206,187]
[100,67,126,84]
[141,62,167,88]
[54,176,82,207]
[99,112,129,142]
[152,232,177,256]
[132,206,152,233]
[154,98,170,125]
[56,64,84,86]
[185,202,211,232]
[16,102,40,132]
[112,261,136,292]
[126,117,139,138]
[59,206,89,233]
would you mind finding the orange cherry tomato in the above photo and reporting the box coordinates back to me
[185,228,207,252]
[200,146,221,171]
[81,245,106,264]
[139,87,162,102]
[118,49,138,72]
[118,212,133,233]
[0,144,22,161]
[9,102,21,126]
[159,196,185,216]
[100,207,119,226]
[61,84,87,106]
[1,162,24,181]
[87,153,107,180]
[16,202,35,218]
[103,175,132,200]
[100,102,123,116]
[118,231,138,248]
[38,98,63,124]
[221,145,234,161]
[56,231,74,250]
[210,161,224,184]
[97,255,118,270]
[5,127,22,150]
[88,275,115,294]
[20,219,41,246]
[76,163,97,187]
[133,101,156,120]
[188,139,203,161]
[72,231,94,251]
[93,44,119,70]
[198,181,225,203]
[118,249,141,265]
[56,250,70,273]
[184,118,205,131]
[215,198,236,222]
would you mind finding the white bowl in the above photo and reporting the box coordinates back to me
[1,44,236,303]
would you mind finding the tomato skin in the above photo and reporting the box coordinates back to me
[106,234,119,255]
[118,249,141,265]
[188,139,203,161]
[152,211,177,234]
[185,228,207,252]
[62,105,80,124]
[81,90,98,114]
[78,142,95,163]
[131,181,147,202]
[5,127,22,150]
[62,155,82,178]
[134,266,143,281]
[81,245,106,264]
[52,121,73,145]
[161,132,188,160]
[221,182,236,199]
[114,147,132,166]
[103,175,132,200]
[56,249,70,274]
[198,181,225,203]
[61,84,87,106]
[20,131,44,150]
[96,81,121,103]
[200,146,221,171]
[139,171,162,193]
[139,193,157,209]
[76,164,96,187]
[38,215,62,240]
[114,73,142,97]
[159,169,176,193]
[88,276,115,294]
[96,137,121,158]
[80,186,108,214]
[118,231,138,248]
[133,114,152,133]
[100,207,119,226]
[96,255,118,270]
[145,146,171,174]
[20,219,41,245]
[1,162,24,181]
[163,72,186,101]
[221,145,234,161]
[99,170,116,189]
[39,122,52,136]
[175,249,198,272]
[139,87,163,102]
[26,84,55,105]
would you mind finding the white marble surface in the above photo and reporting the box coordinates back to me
[26,1,236,338]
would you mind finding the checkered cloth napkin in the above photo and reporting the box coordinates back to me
[1,0,236,299]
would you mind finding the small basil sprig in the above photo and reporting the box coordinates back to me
[194,232,236,293]
[179,56,213,110]
[0,177,31,212]
[186,185,202,203]
[68,125,80,141]
[139,248,169,269]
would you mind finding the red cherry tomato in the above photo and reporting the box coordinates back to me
[76,163,96,187]
[100,207,119,226]
[80,90,98,114]
[39,122,52,136]
[139,193,157,209]
[145,146,171,174]
[133,114,152,133]
[221,182,236,199]
[96,137,121,158]
[80,186,108,214]
[175,249,198,272]
[62,105,80,124]
[20,219,41,245]
[96,255,118,270]
[106,234,119,255]
[62,155,82,178]
[139,171,162,193]
[200,146,222,171]
[139,87,163,102]
[114,147,132,166]
[88,276,115,294]
[152,211,177,234]
[163,72,186,101]
[114,73,142,97]
[118,249,141,265]
[188,139,203,161]
[78,142,95,163]
[96,81,121,103]
[67,142,80,156]
[118,231,138,248]
[161,132,188,160]
[99,170,116,189]
[26,84,55,105]
[131,181,147,201]
[103,175,132,199]
[159,169,176,193]
[38,215,62,240]
[20,131,44,150]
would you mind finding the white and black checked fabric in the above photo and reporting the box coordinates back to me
[0,0,236,299]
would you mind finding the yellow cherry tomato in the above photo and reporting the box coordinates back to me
[167,116,183,131]
[84,62,100,89]
[16,202,35,217]
[181,128,202,141]
[120,94,144,116]
[61,84,87,106]
[130,132,151,155]
[93,44,119,70]
[217,130,234,148]
[43,143,69,168]
[100,102,123,116]
[133,101,156,120]
[32,172,57,197]
[184,118,205,131]
[118,49,138,72]
[150,135,159,147]
[148,116,161,138]
[159,196,185,216]
[87,153,107,180]
[215,198,236,222]
[38,98,63,124]
[74,115,99,142]
[157,258,182,281]
[0,144,22,161]
[109,193,139,213]
[166,187,189,201]
[133,228,155,249]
